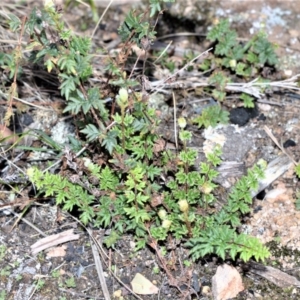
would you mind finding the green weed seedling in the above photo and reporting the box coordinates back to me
[16,274,23,281]
[51,269,60,279]
[35,278,45,291]
[183,260,192,267]
[0,266,11,277]
[152,265,160,274]
[64,276,76,288]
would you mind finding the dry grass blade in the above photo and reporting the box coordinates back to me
[151,48,213,94]
[153,40,173,64]
[149,63,300,99]
[61,213,143,299]
[58,287,104,299]
[5,208,48,237]
[9,94,53,111]
[226,74,300,98]
[84,225,142,299]
[90,236,111,300]
[93,0,140,6]
[91,0,114,39]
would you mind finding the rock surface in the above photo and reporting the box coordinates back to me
[212,264,244,300]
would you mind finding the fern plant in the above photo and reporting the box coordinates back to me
[3,0,271,263]
[27,123,270,261]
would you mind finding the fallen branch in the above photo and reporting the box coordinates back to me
[150,71,300,99]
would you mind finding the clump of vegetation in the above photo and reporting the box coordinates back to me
[199,19,278,106]
[190,19,279,130]
[1,0,274,265]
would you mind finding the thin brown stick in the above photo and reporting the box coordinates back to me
[5,15,27,127]
[173,92,178,150]
[264,125,296,165]
[151,48,213,94]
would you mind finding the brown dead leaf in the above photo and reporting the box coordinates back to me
[46,245,67,258]
[153,138,166,154]
[0,125,17,145]
[150,193,163,207]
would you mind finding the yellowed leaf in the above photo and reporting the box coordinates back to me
[113,290,122,298]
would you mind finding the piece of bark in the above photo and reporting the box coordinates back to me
[31,229,80,255]
[249,262,300,288]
